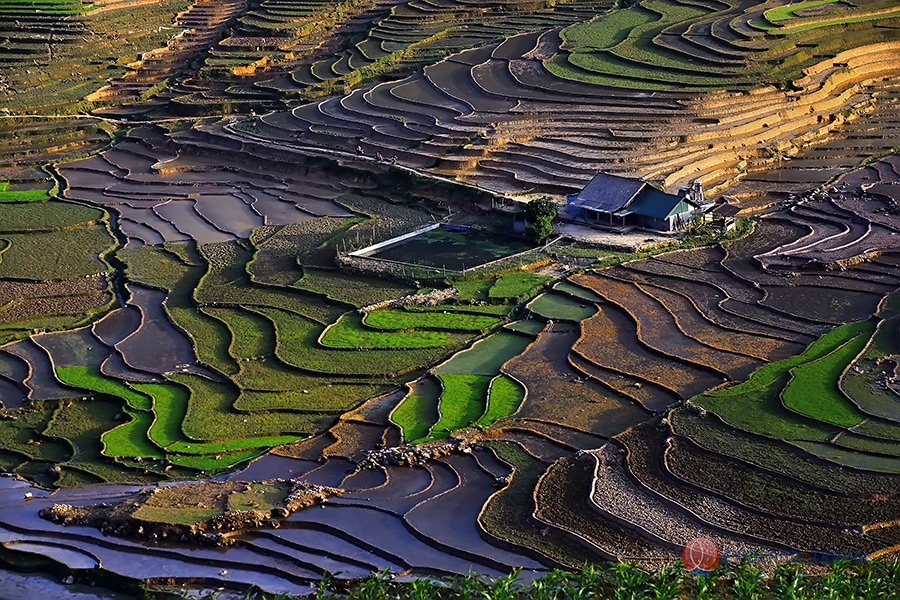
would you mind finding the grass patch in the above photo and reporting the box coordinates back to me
[124,245,238,375]
[479,441,586,567]
[432,374,491,439]
[55,365,152,410]
[405,303,514,316]
[835,433,900,457]
[228,482,291,511]
[0,406,70,464]
[236,384,380,412]
[197,241,344,325]
[133,504,221,523]
[477,375,525,427]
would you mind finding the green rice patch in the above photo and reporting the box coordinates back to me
[435,331,531,376]
[391,377,440,443]
[488,272,551,300]
[296,268,414,307]
[0,201,104,232]
[101,408,164,459]
[204,306,275,359]
[0,406,70,463]
[781,332,871,428]
[765,0,839,22]
[560,6,657,50]
[841,314,900,420]
[553,280,605,303]
[477,375,526,427]
[56,365,152,410]
[791,440,900,474]
[0,226,113,280]
[171,373,330,441]
[405,303,514,316]
[504,319,545,335]
[165,433,300,455]
[693,376,835,441]
[321,312,468,348]
[527,292,598,322]
[432,374,491,439]
[693,322,875,441]
[257,306,458,376]
[167,449,265,472]
[363,309,499,331]
[134,382,190,448]
[43,398,158,484]
[705,321,872,398]
[453,278,495,301]
[236,383,380,412]
[0,188,52,203]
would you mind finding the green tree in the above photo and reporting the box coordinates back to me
[525,196,558,243]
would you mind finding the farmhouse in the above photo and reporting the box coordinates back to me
[565,173,704,232]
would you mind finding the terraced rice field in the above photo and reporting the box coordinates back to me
[2,0,900,594]
[220,0,900,204]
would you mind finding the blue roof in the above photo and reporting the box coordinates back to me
[629,188,695,220]
[570,173,645,213]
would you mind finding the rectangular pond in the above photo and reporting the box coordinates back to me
[366,225,534,272]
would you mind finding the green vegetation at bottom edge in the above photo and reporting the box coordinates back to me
[140,559,900,599]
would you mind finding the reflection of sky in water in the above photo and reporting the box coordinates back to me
[373,230,532,271]
[0,568,134,600]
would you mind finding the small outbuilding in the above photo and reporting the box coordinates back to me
[566,173,703,232]
[706,197,742,231]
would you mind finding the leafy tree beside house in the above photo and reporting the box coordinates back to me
[525,196,558,243]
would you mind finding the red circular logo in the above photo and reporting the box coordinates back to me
[682,538,719,573]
